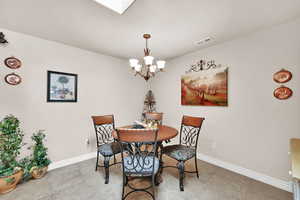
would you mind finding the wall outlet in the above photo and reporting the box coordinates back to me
[86,138,90,145]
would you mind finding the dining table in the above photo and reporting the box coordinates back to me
[112,125,178,142]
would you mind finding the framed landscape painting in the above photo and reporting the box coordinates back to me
[181,67,228,106]
[47,71,78,102]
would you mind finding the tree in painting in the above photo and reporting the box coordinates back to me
[58,76,69,90]
[57,76,69,99]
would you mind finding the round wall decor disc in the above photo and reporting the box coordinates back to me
[4,56,22,69]
[4,73,22,85]
[273,86,292,100]
[273,69,292,83]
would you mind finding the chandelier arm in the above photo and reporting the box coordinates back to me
[146,67,150,78]
[135,71,142,77]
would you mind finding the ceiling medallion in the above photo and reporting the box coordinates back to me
[129,34,166,81]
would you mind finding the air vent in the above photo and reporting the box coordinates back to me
[195,37,212,45]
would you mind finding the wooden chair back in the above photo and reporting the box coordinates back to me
[91,115,114,125]
[182,115,204,127]
[116,128,158,143]
[145,112,163,125]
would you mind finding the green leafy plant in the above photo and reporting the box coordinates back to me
[0,115,24,177]
[31,130,51,168]
[18,157,34,182]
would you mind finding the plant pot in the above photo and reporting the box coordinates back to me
[0,170,23,194]
[31,166,48,179]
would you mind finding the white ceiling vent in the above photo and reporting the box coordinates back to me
[93,0,136,14]
[195,37,212,45]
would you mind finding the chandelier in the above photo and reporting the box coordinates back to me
[129,34,166,81]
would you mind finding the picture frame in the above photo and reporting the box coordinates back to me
[47,71,78,102]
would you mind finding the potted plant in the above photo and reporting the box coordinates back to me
[30,130,51,179]
[18,157,34,182]
[0,115,24,194]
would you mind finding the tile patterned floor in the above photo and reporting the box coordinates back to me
[1,157,293,200]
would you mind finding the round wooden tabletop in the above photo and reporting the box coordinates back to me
[112,125,178,142]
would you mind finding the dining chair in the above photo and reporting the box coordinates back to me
[145,112,167,171]
[145,112,167,144]
[162,115,205,191]
[145,112,163,125]
[91,115,121,184]
[116,128,160,200]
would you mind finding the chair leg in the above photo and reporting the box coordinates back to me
[154,173,160,186]
[104,157,110,184]
[95,152,99,171]
[113,154,117,164]
[177,161,185,191]
[122,176,126,200]
[151,175,156,200]
[124,176,128,186]
[195,156,199,178]
[158,143,164,175]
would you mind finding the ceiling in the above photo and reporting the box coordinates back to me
[0,0,300,60]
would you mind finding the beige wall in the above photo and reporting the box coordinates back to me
[0,29,146,162]
[152,18,300,181]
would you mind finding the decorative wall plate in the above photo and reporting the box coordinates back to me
[273,86,292,100]
[4,73,22,85]
[4,56,22,69]
[273,69,292,83]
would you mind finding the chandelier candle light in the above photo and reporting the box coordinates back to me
[129,34,166,81]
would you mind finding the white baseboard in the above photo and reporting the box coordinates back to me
[48,152,97,171]
[197,153,292,193]
[47,151,292,193]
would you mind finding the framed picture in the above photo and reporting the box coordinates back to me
[47,71,78,102]
[181,67,228,106]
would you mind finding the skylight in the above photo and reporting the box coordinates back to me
[93,0,136,14]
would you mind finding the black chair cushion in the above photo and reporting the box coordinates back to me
[163,144,196,161]
[98,142,121,156]
[123,156,159,176]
